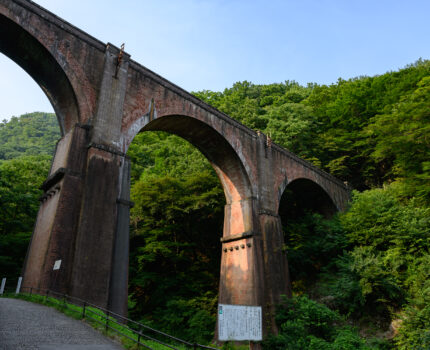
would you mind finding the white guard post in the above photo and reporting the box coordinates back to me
[0,278,5,295]
[15,277,22,294]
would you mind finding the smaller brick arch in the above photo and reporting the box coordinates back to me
[278,178,338,220]
[275,160,349,214]
[0,13,79,134]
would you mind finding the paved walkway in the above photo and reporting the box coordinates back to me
[0,298,124,350]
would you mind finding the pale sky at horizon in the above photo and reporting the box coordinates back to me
[1,0,430,120]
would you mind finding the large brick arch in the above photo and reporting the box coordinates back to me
[119,65,260,196]
[125,114,253,204]
[124,114,255,246]
[0,0,112,132]
[0,11,79,134]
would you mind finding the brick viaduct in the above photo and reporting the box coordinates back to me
[1,0,350,340]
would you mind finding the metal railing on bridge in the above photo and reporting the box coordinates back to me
[0,278,220,350]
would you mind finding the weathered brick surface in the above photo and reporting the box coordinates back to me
[2,0,350,338]
[21,125,89,292]
[69,147,121,306]
[21,186,61,290]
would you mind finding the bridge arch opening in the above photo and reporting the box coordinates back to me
[138,114,253,205]
[279,178,337,220]
[0,16,65,288]
[124,114,253,337]
[0,13,79,134]
[278,178,338,292]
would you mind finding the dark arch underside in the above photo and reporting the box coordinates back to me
[0,13,79,134]
[279,178,338,220]
[142,115,253,204]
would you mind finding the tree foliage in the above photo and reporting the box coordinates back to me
[129,172,224,342]
[263,295,375,350]
[0,155,52,279]
[0,112,60,160]
[0,113,58,280]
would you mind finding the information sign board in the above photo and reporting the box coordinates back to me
[218,304,262,341]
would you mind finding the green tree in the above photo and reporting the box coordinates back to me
[0,112,60,160]
[263,296,374,350]
[0,155,51,279]
[368,76,430,203]
[129,171,225,342]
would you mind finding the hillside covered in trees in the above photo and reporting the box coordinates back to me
[0,59,429,349]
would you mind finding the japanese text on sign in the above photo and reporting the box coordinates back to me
[218,304,262,341]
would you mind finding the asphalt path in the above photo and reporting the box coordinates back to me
[0,298,124,350]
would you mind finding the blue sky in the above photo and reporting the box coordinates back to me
[1,0,430,120]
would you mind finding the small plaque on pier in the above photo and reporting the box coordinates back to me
[218,304,262,341]
[53,260,62,270]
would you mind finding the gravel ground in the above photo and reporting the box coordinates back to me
[0,298,124,350]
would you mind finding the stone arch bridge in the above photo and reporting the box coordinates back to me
[0,0,350,338]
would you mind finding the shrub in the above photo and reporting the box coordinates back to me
[263,296,373,350]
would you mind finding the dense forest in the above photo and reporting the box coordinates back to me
[0,59,429,349]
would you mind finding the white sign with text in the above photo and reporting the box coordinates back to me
[218,304,262,341]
